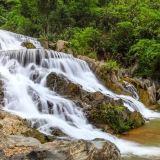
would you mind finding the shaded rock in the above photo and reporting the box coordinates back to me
[27,148,73,160]
[48,42,56,50]
[50,127,66,137]
[119,68,131,78]
[0,80,4,107]
[37,38,49,49]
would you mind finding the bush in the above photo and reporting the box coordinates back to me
[88,52,98,60]
[67,27,101,56]
[101,60,119,71]
[127,39,160,78]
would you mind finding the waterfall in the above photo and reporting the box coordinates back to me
[1,29,160,158]
[123,80,139,100]
[0,29,42,50]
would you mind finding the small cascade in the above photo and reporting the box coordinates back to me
[1,30,160,158]
[0,29,42,50]
[123,80,139,100]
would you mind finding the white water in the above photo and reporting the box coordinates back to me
[1,30,160,158]
[0,29,41,50]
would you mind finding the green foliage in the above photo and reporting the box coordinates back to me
[101,60,119,71]
[1,0,160,78]
[88,52,98,60]
[67,27,101,56]
[90,104,135,133]
[128,39,160,78]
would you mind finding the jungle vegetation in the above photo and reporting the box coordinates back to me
[0,0,160,79]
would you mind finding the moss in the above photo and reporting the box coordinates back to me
[22,129,55,144]
[23,42,36,49]
[89,104,144,134]
[0,113,4,120]
[0,123,3,129]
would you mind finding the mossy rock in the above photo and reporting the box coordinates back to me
[22,42,36,49]
[0,123,3,129]
[89,104,144,134]
[103,79,131,96]
[0,113,4,120]
[22,128,55,144]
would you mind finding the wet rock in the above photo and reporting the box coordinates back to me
[123,77,158,107]
[50,127,66,137]
[0,80,4,107]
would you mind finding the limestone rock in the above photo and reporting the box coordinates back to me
[147,85,156,103]
[40,139,122,160]
[56,40,67,52]
[0,110,54,144]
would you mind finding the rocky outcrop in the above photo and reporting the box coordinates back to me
[78,56,160,110]
[78,56,132,97]
[39,139,122,160]
[123,77,160,110]
[47,72,144,134]
[0,111,55,144]
[0,131,122,160]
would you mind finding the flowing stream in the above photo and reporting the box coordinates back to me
[0,29,160,159]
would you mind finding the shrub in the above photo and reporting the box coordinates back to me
[101,60,119,71]
[88,52,98,60]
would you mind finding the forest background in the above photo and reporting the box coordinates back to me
[0,0,160,79]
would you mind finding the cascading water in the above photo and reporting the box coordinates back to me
[0,29,42,50]
[1,29,160,158]
[123,80,139,100]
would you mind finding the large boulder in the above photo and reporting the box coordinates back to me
[0,135,122,160]
[39,139,122,160]
[56,40,67,52]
